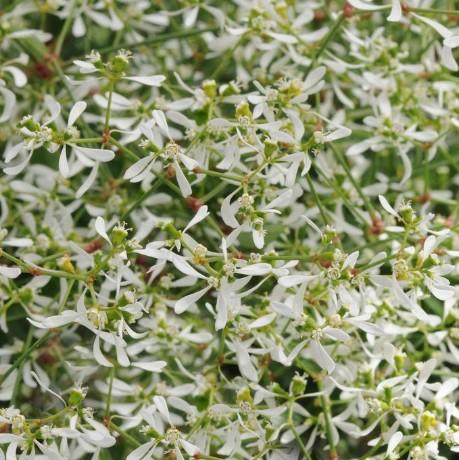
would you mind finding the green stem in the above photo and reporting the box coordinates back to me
[329,143,376,217]
[306,13,346,73]
[55,0,77,56]
[104,81,115,134]
[211,33,247,79]
[11,326,34,406]
[108,422,141,447]
[305,174,329,226]
[109,137,140,161]
[105,367,115,417]
[72,137,104,144]
[0,250,86,281]
[196,168,243,182]
[0,332,53,385]
[410,7,459,16]
[288,400,313,460]
[358,253,398,271]
[96,27,218,55]
[317,380,338,459]
[118,181,163,225]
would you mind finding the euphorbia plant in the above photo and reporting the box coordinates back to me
[0,0,459,459]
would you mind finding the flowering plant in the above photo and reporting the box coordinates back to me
[1,1,459,459]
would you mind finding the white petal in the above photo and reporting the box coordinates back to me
[175,163,192,197]
[264,189,293,210]
[93,335,113,367]
[4,142,24,163]
[132,361,167,372]
[416,358,437,398]
[0,266,21,279]
[180,439,200,456]
[183,205,209,232]
[115,339,130,367]
[387,0,402,22]
[346,139,373,156]
[153,395,171,422]
[248,313,276,329]
[234,341,258,381]
[183,6,199,28]
[169,253,206,279]
[278,275,314,287]
[73,60,97,73]
[152,109,170,136]
[444,35,459,48]
[95,216,112,245]
[126,441,156,460]
[412,13,452,39]
[59,145,70,178]
[4,153,32,175]
[3,238,32,247]
[30,370,66,405]
[72,14,86,37]
[124,75,166,86]
[324,327,350,342]
[175,286,210,314]
[124,155,153,181]
[68,101,86,127]
[237,263,272,276]
[44,95,61,125]
[0,434,22,443]
[309,340,335,373]
[73,145,115,162]
[253,229,264,249]
[378,195,398,217]
[76,163,98,198]
[42,310,82,327]
[3,66,27,87]
[221,190,240,228]
[304,66,326,91]
[342,251,359,270]
[435,378,458,400]
[347,0,385,10]
[387,431,403,455]
[0,86,16,123]
[266,31,298,44]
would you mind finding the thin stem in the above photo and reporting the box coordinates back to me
[117,181,163,225]
[108,422,141,447]
[11,326,33,406]
[72,137,104,144]
[104,81,115,134]
[410,7,459,16]
[305,174,329,226]
[96,27,218,55]
[306,13,345,73]
[290,424,312,460]
[105,367,115,417]
[54,0,76,56]
[109,137,140,161]
[0,332,53,385]
[288,399,313,460]
[329,143,376,217]
[263,254,311,261]
[358,253,398,271]
[317,380,338,459]
[211,33,247,79]
[0,250,86,281]
[195,168,243,182]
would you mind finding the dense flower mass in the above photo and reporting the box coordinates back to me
[0,0,459,459]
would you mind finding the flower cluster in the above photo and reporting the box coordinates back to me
[0,1,459,459]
